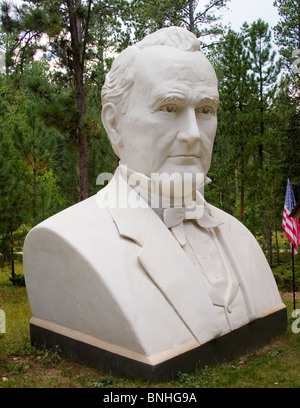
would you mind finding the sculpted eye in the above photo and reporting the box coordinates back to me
[160,104,178,113]
[196,106,215,115]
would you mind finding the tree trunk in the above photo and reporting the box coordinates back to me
[240,176,244,222]
[33,118,37,218]
[33,164,37,218]
[188,0,195,33]
[67,0,89,201]
[234,168,238,205]
[259,78,264,169]
[263,210,272,266]
[10,228,15,284]
[274,219,280,266]
[239,146,245,222]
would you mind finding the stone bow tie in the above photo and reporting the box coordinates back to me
[155,205,223,246]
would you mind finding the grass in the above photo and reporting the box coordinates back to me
[1,260,300,388]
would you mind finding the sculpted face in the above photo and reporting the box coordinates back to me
[105,45,219,186]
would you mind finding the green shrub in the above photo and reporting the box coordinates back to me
[9,274,26,287]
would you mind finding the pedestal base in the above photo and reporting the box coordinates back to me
[30,307,287,382]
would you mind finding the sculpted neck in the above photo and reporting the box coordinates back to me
[119,164,205,209]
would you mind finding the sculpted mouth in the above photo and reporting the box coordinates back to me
[169,155,200,158]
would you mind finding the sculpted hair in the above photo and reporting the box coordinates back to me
[101,27,202,114]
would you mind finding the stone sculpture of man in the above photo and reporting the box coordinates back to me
[24,27,286,380]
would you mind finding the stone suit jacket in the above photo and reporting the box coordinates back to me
[24,169,284,364]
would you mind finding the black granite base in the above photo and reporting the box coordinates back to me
[30,307,287,382]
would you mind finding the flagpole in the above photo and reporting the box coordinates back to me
[292,244,296,312]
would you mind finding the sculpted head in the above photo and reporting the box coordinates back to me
[101,26,219,182]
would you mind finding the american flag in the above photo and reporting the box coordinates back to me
[282,179,300,256]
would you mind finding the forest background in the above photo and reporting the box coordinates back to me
[0,0,299,281]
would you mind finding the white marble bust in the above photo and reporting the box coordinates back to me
[23,27,286,377]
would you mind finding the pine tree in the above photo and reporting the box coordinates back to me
[128,0,230,46]
[0,0,128,201]
[208,29,257,222]
[0,75,31,279]
[244,19,281,169]
[243,19,281,263]
[273,0,300,77]
[273,0,300,198]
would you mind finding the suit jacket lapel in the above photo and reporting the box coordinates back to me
[138,209,222,345]
[98,171,223,345]
[217,230,261,320]
[96,169,150,246]
[209,204,261,321]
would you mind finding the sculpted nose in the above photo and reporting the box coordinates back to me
[177,108,200,144]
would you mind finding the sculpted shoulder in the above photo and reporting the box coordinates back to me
[207,203,257,239]
[30,194,107,230]
[26,194,114,243]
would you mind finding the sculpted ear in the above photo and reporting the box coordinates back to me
[101,103,122,151]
